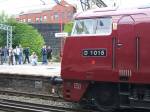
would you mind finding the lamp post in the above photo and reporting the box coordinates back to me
[60,11,63,32]
[59,3,69,60]
[59,4,69,32]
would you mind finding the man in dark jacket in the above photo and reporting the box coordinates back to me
[2,46,8,63]
[23,47,30,64]
[0,47,2,65]
[47,46,52,63]
[41,45,47,64]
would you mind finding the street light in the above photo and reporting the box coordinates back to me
[53,0,69,32]
[59,3,69,61]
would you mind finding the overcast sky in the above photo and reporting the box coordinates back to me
[0,0,150,16]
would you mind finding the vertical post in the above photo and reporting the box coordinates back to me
[112,37,116,70]
[60,12,63,32]
[58,1,69,61]
[7,26,12,48]
[7,27,8,48]
[60,10,63,32]
[10,26,12,48]
[136,37,139,71]
[0,24,12,48]
[59,5,63,61]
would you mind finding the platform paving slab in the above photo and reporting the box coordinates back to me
[0,62,60,77]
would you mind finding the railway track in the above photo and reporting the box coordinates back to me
[0,99,97,112]
[0,90,62,101]
[0,90,148,112]
[0,90,98,112]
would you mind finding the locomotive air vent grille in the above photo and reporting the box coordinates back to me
[119,69,132,81]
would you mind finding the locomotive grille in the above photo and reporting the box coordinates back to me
[119,69,132,81]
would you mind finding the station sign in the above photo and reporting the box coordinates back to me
[55,32,68,37]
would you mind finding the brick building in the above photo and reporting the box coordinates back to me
[16,0,76,56]
[18,0,76,24]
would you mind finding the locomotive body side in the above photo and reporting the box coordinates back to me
[61,8,150,111]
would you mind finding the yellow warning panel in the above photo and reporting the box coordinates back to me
[113,23,117,30]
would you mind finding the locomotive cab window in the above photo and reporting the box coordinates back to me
[71,18,112,36]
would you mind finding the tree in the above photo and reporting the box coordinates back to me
[0,12,45,59]
[0,11,8,23]
[0,11,8,46]
[8,21,45,58]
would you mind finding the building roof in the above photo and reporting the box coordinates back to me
[19,7,52,15]
[19,0,76,16]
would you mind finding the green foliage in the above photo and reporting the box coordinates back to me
[0,30,6,45]
[0,11,8,23]
[8,21,45,58]
[0,12,45,59]
[0,11,8,45]
[63,22,73,35]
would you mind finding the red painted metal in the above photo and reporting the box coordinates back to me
[61,36,118,81]
[61,8,150,102]
[63,81,89,101]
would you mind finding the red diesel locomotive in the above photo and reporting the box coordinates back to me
[61,6,150,111]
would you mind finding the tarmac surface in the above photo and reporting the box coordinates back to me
[0,62,61,77]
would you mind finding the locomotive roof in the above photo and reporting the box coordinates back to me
[74,7,150,19]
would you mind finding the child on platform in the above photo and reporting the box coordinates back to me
[30,52,38,66]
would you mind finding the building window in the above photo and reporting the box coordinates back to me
[36,17,39,23]
[54,12,59,21]
[23,19,26,22]
[20,20,23,22]
[43,16,47,22]
[67,12,73,20]
[28,19,32,23]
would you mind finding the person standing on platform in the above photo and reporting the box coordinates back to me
[18,45,23,64]
[13,48,16,65]
[41,45,47,64]
[47,46,52,63]
[15,46,19,64]
[2,46,8,64]
[8,47,14,65]
[0,47,2,65]
[23,47,30,64]
[1,47,4,64]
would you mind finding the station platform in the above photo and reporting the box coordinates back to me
[0,62,61,77]
[0,63,61,95]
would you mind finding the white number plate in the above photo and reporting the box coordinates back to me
[82,49,107,57]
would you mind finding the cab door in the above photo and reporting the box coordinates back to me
[116,16,136,80]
